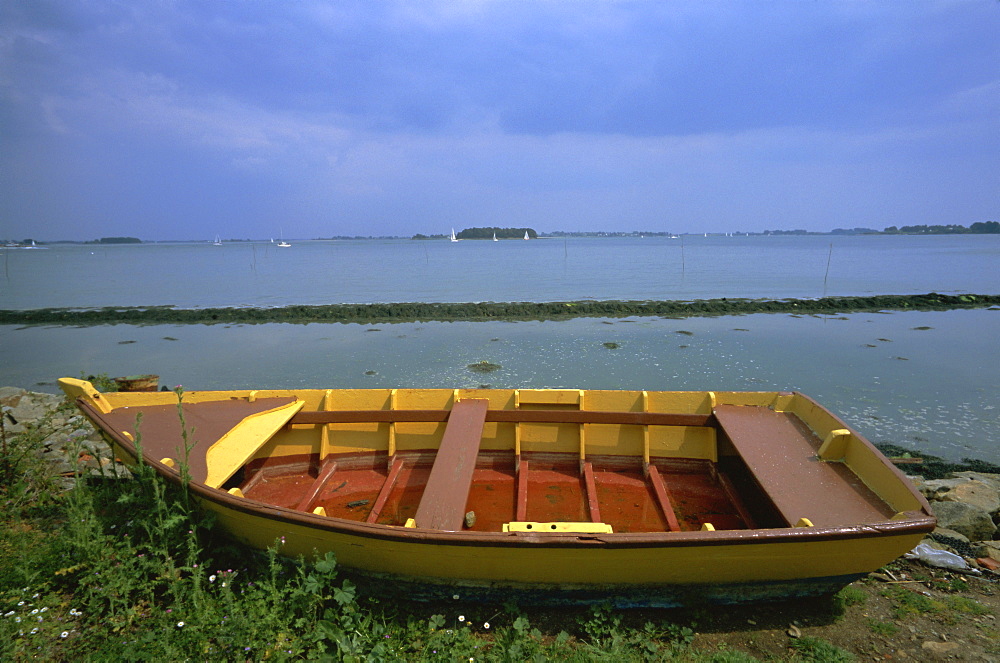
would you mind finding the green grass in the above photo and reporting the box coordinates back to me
[866,619,899,637]
[832,585,866,618]
[880,585,946,620]
[945,596,990,616]
[789,636,855,662]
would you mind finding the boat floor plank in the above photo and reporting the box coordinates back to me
[714,405,896,527]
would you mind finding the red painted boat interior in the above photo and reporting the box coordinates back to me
[233,451,775,533]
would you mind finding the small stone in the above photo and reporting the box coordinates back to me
[464,511,476,528]
[921,640,958,655]
[787,625,801,638]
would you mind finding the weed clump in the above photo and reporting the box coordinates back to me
[467,361,501,373]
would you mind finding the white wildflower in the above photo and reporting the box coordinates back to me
[177,621,185,628]
[61,631,69,638]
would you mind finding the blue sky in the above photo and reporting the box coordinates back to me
[2,1,997,241]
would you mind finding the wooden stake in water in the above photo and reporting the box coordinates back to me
[823,242,833,296]
[680,235,686,280]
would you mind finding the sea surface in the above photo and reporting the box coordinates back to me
[1,234,998,462]
[2,234,998,309]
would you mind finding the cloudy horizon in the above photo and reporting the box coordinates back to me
[2,1,997,242]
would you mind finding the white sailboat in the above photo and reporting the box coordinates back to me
[493,232,498,242]
[450,228,459,242]
[277,228,291,247]
[213,234,222,246]
[523,230,530,240]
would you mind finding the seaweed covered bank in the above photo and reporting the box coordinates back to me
[1,292,997,326]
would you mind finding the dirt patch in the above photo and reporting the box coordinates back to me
[684,559,999,661]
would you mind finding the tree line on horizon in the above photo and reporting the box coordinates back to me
[413,227,538,240]
[766,221,998,236]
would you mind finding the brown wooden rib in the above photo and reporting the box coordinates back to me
[647,465,681,532]
[365,456,405,524]
[290,409,712,427]
[295,457,338,513]
[582,461,602,523]
[715,469,757,529]
[516,459,530,522]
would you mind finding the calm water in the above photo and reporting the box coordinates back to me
[2,234,998,309]
[1,234,997,462]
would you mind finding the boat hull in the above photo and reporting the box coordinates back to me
[195,485,922,606]
[66,381,934,606]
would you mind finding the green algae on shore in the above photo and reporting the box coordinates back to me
[1,293,998,326]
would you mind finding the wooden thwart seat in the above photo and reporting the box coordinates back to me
[290,409,710,427]
[713,405,895,527]
[413,399,490,531]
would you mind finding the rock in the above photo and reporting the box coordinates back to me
[981,541,1000,563]
[926,528,991,558]
[931,501,997,541]
[0,386,27,407]
[9,397,52,425]
[953,471,1000,493]
[1,386,132,487]
[45,454,79,476]
[921,477,968,498]
[931,527,970,544]
[920,640,959,656]
[937,480,1000,515]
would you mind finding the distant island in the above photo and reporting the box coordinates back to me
[416,222,998,240]
[765,222,998,236]
[90,237,142,244]
[413,227,538,240]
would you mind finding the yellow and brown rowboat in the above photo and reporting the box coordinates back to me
[59,378,934,606]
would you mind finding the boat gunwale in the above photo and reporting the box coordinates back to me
[79,397,936,549]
